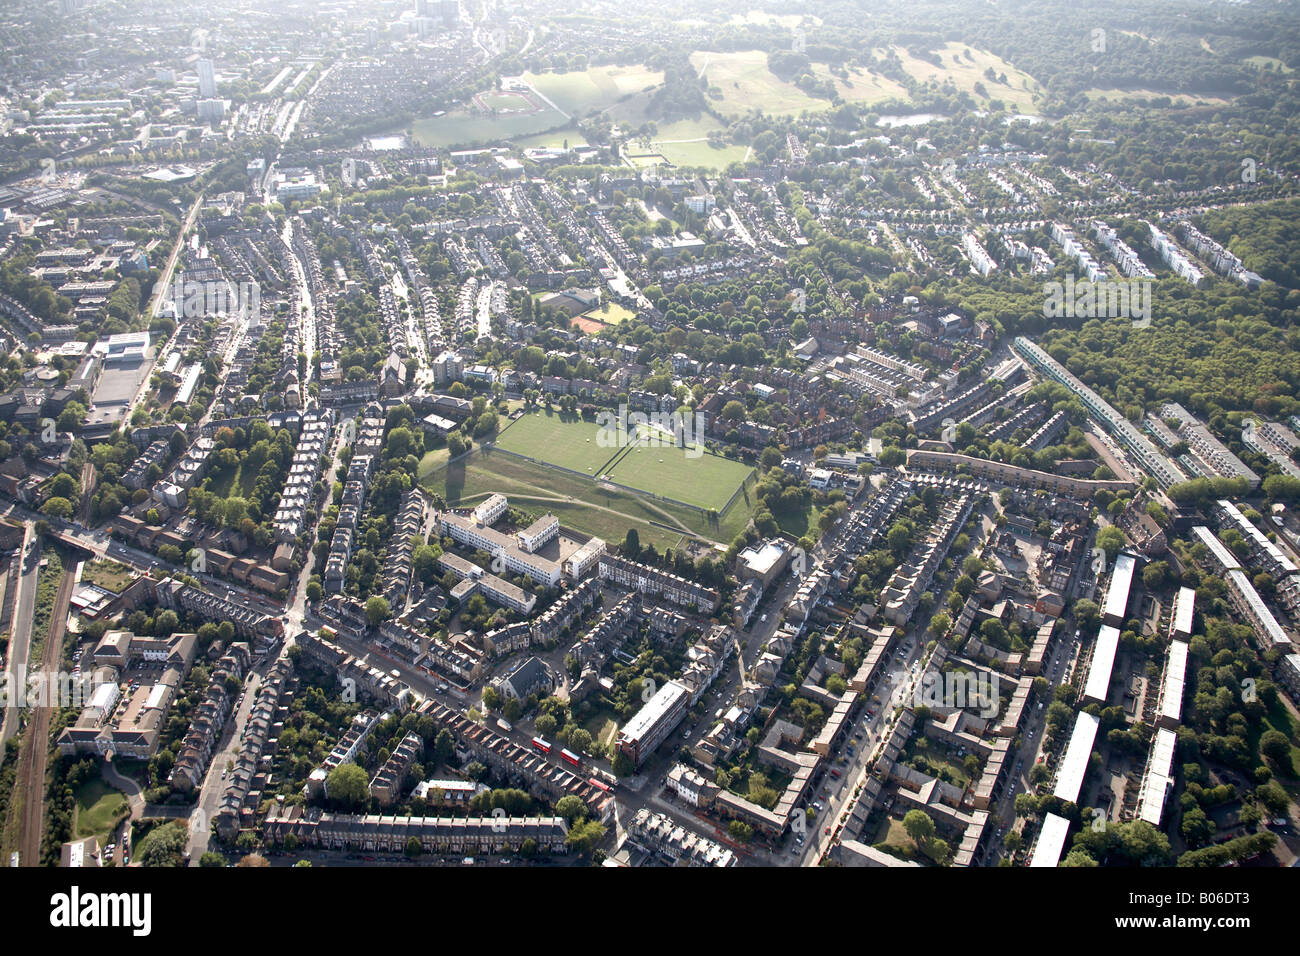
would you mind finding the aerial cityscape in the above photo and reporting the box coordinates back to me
[0,0,1299,885]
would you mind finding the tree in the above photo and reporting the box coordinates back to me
[622,528,640,557]
[325,762,370,811]
[519,837,538,859]
[1074,598,1101,630]
[404,836,423,858]
[565,819,606,855]
[135,821,188,867]
[433,728,455,764]
[1095,526,1126,561]
[555,795,586,825]
[1181,807,1215,847]
[903,809,936,847]
[236,854,269,867]
[1142,560,1171,591]
[569,728,593,754]
[1259,730,1291,769]
[48,472,78,499]
[728,820,755,844]
[365,595,392,627]
[612,750,634,777]
[40,496,74,519]
[1061,848,1098,867]
[1256,781,1290,815]
[198,851,226,867]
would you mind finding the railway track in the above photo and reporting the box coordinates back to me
[13,559,77,866]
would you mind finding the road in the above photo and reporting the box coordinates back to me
[803,630,929,866]
[186,667,263,864]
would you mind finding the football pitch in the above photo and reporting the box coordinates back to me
[492,409,755,511]
[605,441,755,512]
[493,409,621,476]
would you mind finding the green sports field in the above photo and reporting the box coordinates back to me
[606,439,756,511]
[524,65,664,116]
[493,409,621,476]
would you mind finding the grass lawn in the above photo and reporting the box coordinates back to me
[882,42,1042,112]
[1253,696,1300,786]
[81,559,136,594]
[515,128,589,149]
[493,409,623,476]
[74,779,128,841]
[774,501,821,540]
[524,65,664,116]
[426,448,686,551]
[1243,55,1293,74]
[423,440,756,548]
[582,711,620,748]
[577,301,636,329]
[1082,87,1233,106]
[412,105,569,148]
[203,461,256,499]
[655,139,750,170]
[606,440,756,512]
[824,65,910,107]
[691,49,832,117]
[481,90,536,110]
[874,814,915,850]
[417,446,453,481]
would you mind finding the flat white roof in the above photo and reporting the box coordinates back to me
[1053,711,1100,803]
[619,679,688,745]
[1158,640,1188,725]
[1192,525,1242,571]
[741,540,787,576]
[1220,500,1299,575]
[1082,625,1120,705]
[1172,586,1195,639]
[1226,569,1294,649]
[1102,552,1136,622]
[1137,728,1178,825]
[1030,812,1072,868]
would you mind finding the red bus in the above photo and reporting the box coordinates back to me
[588,777,613,793]
[560,748,582,768]
[531,736,552,754]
